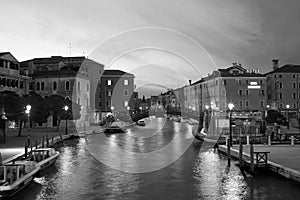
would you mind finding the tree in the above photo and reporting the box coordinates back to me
[21,92,49,127]
[0,91,24,137]
[43,95,81,130]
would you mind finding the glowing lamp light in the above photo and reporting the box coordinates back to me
[228,103,234,110]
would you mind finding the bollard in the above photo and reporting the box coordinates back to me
[247,135,250,146]
[46,134,49,147]
[35,139,38,149]
[291,135,295,145]
[250,141,254,173]
[227,138,231,166]
[268,135,271,145]
[239,136,243,168]
[59,131,63,143]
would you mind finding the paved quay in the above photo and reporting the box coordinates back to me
[218,144,300,183]
[0,125,107,161]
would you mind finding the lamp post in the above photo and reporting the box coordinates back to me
[228,103,235,146]
[64,105,69,135]
[286,104,290,129]
[25,105,31,130]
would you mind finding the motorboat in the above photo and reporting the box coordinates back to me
[0,161,40,198]
[29,148,60,171]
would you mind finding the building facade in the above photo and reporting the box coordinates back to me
[20,56,104,125]
[99,70,135,119]
[266,59,300,111]
[0,52,30,95]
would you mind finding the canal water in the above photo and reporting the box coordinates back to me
[12,118,300,200]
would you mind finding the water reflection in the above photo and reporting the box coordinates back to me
[10,118,300,200]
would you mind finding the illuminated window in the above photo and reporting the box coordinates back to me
[124,79,129,85]
[107,80,112,85]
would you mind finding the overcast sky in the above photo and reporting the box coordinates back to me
[1,0,300,96]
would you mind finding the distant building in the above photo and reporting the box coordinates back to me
[0,52,30,95]
[20,56,104,125]
[265,59,300,111]
[99,70,135,119]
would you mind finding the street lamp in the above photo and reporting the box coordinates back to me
[64,105,69,135]
[25,105,31,130]
[286,104,290,129]
[228,103,235,146]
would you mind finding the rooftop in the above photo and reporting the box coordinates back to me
[265,64,300,75]
[103,70,134,76]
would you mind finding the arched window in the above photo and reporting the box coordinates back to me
[65,80,70,91]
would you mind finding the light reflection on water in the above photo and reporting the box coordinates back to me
[11,118,300,200]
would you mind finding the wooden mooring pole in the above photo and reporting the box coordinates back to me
[46,133,49,147]
[227,137,231,166]
[24,142,28,158]
[250,138,255,173]
[239,132,243,168]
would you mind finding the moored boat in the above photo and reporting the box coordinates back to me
[0,161,40,198]
[30,148,60,171]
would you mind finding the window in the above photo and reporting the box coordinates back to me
[124,90,128,96]
[293,82,296,88]
[222,80,226,85]
[53,81,57,91]
[78,81,80,91]
[238,89,243,96]
[124,79,129,86]
[245,89,249,96]
[245,80,249,85]
[36,82,40,91]
[260,100,264,107]
[293,92,296,99]
[215,80,218,86]
[245,100,249,107]
[77,98,80,105]
[279,74,282,78]
[279,93,283,99]
[87,83,89,92]
[239,100,243,107]
[65,81,70,91]
[107,80,112,86]
[260,90,265,96]
[279,82,283,89]
[293,75,296,78]
[107,90,112,96]
[41,82,45,91]
[124,101,128,107]
[238,80,242,85]
[20,81,24,89]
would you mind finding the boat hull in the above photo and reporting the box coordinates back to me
[0,166,40,198]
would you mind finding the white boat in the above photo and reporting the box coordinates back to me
[30,148,60,171]
[0,161,40,198]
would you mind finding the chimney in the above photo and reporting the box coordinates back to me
[272,59,279,71]
[189,80,192,85]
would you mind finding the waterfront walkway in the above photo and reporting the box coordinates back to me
[0,125,106,161]
[218,144,300,183]
[232,145,300,172]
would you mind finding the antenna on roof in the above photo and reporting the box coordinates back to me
[68,42,72,55]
